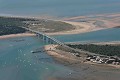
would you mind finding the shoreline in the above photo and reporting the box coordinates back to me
[0,14,120,80]
[44,45,120,68]
[0,33,35,39]
[46,21,104,36]
[44,45,120,80]
[46,13,120,35]
[44,45,79,62]
[1,13,120,36]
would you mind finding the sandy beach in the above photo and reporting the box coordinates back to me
[46,21,103,36]
[0,33,35,39]
[1,13,120,36]
[45,44,120,68]
[44,45,79,62]
[0,14,120,80]
[44,45,120,80]
[46,13,120,36]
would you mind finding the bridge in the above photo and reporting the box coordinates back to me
[24,27,64,45]
[23,27,96,56]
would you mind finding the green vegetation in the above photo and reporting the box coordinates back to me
[0,16,37,35]
[115,26,120,28]
[0,16,74,36]
[26,20,74,33]
[0,26,26,36]
[67,44,120,57]
[56,45,80,53]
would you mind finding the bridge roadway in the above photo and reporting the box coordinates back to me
[23,27,96,56]
[24,27,64,45]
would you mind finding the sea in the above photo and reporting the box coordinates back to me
[0,0,120,17]
[53,28,120,43]
[0,0,120,80]
[0,36,73,80]
[0,28,120,80]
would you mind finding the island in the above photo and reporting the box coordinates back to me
[0,13,120,80]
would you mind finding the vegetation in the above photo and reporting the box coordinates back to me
[0,26,26,36]
[56,45,80,53]
[0,16,37,35]
[115,26,120,28]
[67,44,120,57]
[0,16,74,36]
[26,20,74,33]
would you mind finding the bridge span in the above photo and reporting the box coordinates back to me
[24,28,64,45]
[23,27,95,56]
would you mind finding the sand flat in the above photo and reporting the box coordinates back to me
[0,33,35,39]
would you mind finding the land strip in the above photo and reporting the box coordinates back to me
[44,44,120,80]
[0,33,35,39]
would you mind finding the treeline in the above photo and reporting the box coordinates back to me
[0,16,37,36]
[67,44,120,57]
[0,26,26,36]
[0,16,74,36]
[115,26,120,28]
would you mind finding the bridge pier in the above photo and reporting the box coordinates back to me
[39,34,44,40]
[43,35,47,41]
[24,28,84,56]
[48,38,54,44]
[35,32,60,44]
[36,34,44,41]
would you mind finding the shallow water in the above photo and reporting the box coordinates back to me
[0,36,72,80]
[52,28,120,43]
[0,0,120,17]
[0,28,120,80]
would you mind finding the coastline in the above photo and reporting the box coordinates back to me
[46,13,120,35]
[0,14,120,80]
[0,19,103,39]
[0,33,35,39]
[44,45,120,80]
[46,21,103,36]
[1,13,120,36]
[44,45,79,62]
[44,45,120,68]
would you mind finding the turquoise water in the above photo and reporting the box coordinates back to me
[52,28,120,42]
[0,28,120,80]
[0,0,120,17]
[0,36,72,80]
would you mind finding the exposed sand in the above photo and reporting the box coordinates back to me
[62,13,120,21]
[44,45,79,62]
[44,45,120,80]
[0,33,35,39]
[91,41,120,45]
[46,21,103,36]
[46,13,120,36]
[45,45,120,68]
[45,13,120,36]
[0,18,104,39]
[1,13,120,36]
[67,41,120,45]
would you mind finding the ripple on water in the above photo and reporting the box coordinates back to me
[0,36,72,80]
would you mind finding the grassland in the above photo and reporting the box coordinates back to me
[0,16,74,36]
[67,44,120,57]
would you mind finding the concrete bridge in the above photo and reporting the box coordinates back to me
[24,27,95,56]
[24,28,64,45]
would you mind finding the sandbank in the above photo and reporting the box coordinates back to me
[0,33,35,39]
[46,21,103,36]
[44,45,120,80]
[44,45,120,68]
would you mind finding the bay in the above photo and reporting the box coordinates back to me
[0,0,120,17]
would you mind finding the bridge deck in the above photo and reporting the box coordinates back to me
[23,27,96,56]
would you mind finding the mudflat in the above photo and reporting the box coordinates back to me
[44,45,120,80]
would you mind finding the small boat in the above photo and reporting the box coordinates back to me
[31,47,44,53]
[31,51,34,53]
